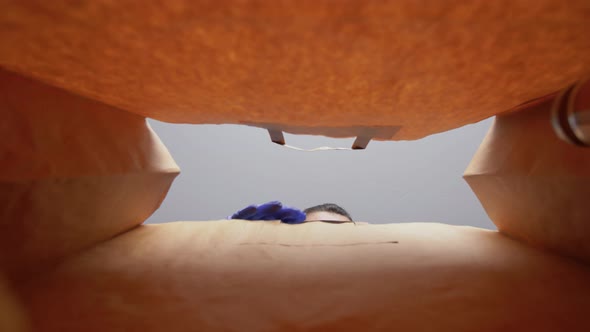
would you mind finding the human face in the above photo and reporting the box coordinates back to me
[304,211,351,223]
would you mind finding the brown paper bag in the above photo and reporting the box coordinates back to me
[0,275,28,332]
[0,70,180,281]
[2,1,590,140]
[18,221,590,332]
[464,99,590,264]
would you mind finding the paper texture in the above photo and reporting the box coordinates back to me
[19,221,590,332]
[0,276,28,332]
[0,2,589,330]
[464,99,590,264]
[0,70,180,280]
[1,1,589,140]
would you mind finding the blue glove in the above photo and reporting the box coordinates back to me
[229,201,306,224]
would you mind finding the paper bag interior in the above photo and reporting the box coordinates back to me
[1,1,590,331]
[2,0,590,139]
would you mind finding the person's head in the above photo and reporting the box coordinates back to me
[304,203,352,222]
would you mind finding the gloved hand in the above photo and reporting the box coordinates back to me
[229,201,306,224]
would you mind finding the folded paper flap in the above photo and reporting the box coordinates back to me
[465,99,590,177]
[245,122,402,140]
[0,69,180,180]
[0,172,179,281]
[0,68,180,280]
[464,98,590,264]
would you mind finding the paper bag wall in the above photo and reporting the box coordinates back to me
[1,2,590,330]
[0,69,180,281]
[19,221,590,332]
[2,0,590,140]
[0,276,28,332]
[464,99,590,264]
